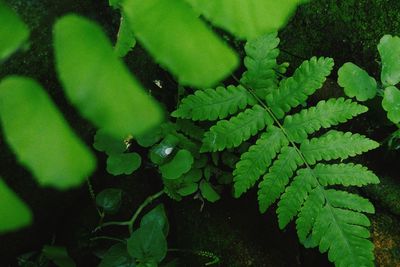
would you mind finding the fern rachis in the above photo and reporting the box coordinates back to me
[173,32,380,266]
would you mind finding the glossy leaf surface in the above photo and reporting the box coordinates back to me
[0,77,95,189]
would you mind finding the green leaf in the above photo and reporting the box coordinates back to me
[109,0,122,9]
[0,2,29,62]
[185,0,306,40]
[96,188,123,213]
[122,0,238,88]
[93,129,126,155]
[378,35,400,86]
[115,13,136,57]
[149,134,180,165]
[107,153,141,175]
[382,86,400,123]
[337,62,377,101]
[0,77,96,189]
[141,204,169,236]
[127,221,167,263]
[177,182,198,196]
[54,15,162,139]
[99,243,136,267]
[199,180,220,203]
[0,179,32,233]
[160,150,193,179]
[42,246,76,267]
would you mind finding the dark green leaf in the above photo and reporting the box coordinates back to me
[127,221,167,263]
[42,246,76,267]
[54,15,162,139]
[107,153,141,175]
[0,77,96,189]
[93,129,126,155]
[0,179,32,233]
[177,183,198,196]
[99,243,136,267]
[160,150,194,180]
[96,188,123,213]
[122,0,238,88]
[199,180,220,203]
[140,204,169,236]
[149,134,180,165]
[0,2,29,61]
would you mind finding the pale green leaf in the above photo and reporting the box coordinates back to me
[122,0,238,88]
[378,35,400,86]
[106,153,141,175]
[54,15,162,139]
[0,2,29,62]
[185,0,307,40]
[115,13,136,57]
[0,179,32,233]
[337,62,377,101]
[382,86,400,123]
[0,77,96,189]
[160,149,193,179]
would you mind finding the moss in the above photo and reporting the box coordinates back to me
[364,176,400,216]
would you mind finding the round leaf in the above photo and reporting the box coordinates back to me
[127,221,167,263]
[337,62,377,101]
[93,129,126,155]
[96,188,123,213]
[382,86,400,123]
[160,150,194,180]
[199,180,220,203]
[177,183,198,196]
[107,153,141,175]
[378,35,400,86]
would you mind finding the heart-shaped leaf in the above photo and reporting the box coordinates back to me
[338,62,377,101]
[140,204,169,236]
[107,153,141,175]
[382,86,400,123]
[99,243,135,267]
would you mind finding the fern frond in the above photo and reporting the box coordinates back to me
[233,126,287,198]
[176,119,205,141]
[277,168,318,229]
[201,104,272,152]
[325,190,375,213]
[240,32,280,98]
[284,98,368,143]
[257,146,303,213]
[309,206,374,266]
[172,85,255,121]
[300,130,379,164]
[313,163,379,186]
[266,57,334,118]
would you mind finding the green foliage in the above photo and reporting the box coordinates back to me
[107,153,141,176]
[122,0,238,88]
[174,33,380,266]
[185,0,308,40]
[114,13,136,57]
[96,188,123,214]
[0,77,96,189]
[338,34,400,125]
[0,2,29,61]
[159,149,193,180]
[337,62,377,101]
[99,243,134,267]
[0,179,32,233]
[42,246,76,267]
[54,15,162,139]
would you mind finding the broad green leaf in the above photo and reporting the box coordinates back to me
[149,134,180,165]
[337,62,377,101]
[0,179,32,233]
[122,0,238,88]
[93,129,126,155]
[160,149,193,180]
[115,13,136,57]
[106,153,141,175]
[42,246,76,267]
[382,86,400,123]
[199,180,220,203]
[185,0,307,40]
[378,35,400,86]
[127,221,167,263]
[140,204,169,236]
[99,243,136,267]
[54,15,162,139]
[0,2,29,61]
[177,183,198,196]
[0,77,96,189]
[96,188,123,213]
